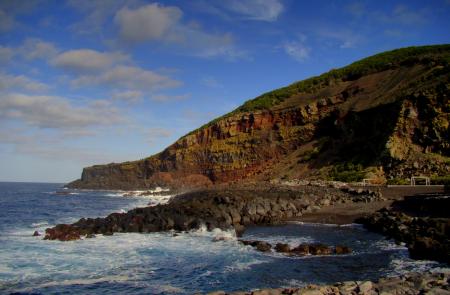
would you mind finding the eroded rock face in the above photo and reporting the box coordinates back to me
[67,49,450,190]
[44,185,380,241]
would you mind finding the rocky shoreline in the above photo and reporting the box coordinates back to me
[359,193,450,264]
[207,272,450,295]
[44,184,383,241]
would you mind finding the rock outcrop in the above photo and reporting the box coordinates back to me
[67,45,450,190]
[208,272,450,295]
[359,193,450,263]
[44,185,382,241]
[239,240,352,256]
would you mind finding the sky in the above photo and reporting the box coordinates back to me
[0,0,449,183]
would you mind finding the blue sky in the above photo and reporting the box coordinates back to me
[1,0,449,183]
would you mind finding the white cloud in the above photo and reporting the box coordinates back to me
[113,3,245,60]
[20,38,59,60]
[151,93,190,102]
[143,127,173,146]
[0,93,125,129]
[51,49,129,73]
[72,65,181,91]
[68,0,135,35]
[112,90,143,104]
[201,77,223,88]
[0,73,49,92]
[224,0,284,21]
[114,3,182,43]
[317,28,362,49]
[145,127,172,138]
[283,41,310,62]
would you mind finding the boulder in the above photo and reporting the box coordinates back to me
[274,243,291,253]
[44,224,82,241]
[32,231,41,237]
[255,241,272,252]
[358,281,373,293]
[309,244,332,255]
[291,244,309,255]
[335,245,352,254]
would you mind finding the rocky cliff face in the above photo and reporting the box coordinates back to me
[68,45,450,190]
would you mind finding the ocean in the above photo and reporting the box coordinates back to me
[0,182,446,294]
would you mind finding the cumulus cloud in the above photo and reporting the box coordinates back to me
[113,3,245,59]
[145,127,172,138]
[151,93,190,102]
[283,41,310,62]
[51,49,129,73]
[112,90,143,104]
[114,3,182,43]
[224,0,284,21]
[48,48,182,100]
[0,93,125,129]
[0,73,49,92]
[72,65,181,91]
[68,0,135,35]
[144,127,174,146]
[20,38,59,60]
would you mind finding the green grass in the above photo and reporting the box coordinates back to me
[386,178,410,185]
[330,163,366,182]
[431,175,450,185]
[183,44,450,138]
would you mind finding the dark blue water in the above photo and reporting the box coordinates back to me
[0,182,445,294]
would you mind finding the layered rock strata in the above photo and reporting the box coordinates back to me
[68,46,450,190]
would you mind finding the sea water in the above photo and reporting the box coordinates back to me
[0,182,447,294]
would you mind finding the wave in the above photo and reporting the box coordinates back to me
[242,234,315,248]
[31,221,49,228]
[225,258,268,272]
[289,221,363,228]
[389,258,442,275]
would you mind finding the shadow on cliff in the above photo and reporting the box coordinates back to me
[308,101,403,170]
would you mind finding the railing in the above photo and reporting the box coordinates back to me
[411,176,430,186]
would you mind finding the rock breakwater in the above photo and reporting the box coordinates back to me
[44,185,382,241]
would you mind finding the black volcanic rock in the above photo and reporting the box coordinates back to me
[359,193,450,263]
[45,185,380,241]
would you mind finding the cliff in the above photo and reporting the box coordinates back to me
[68,45,450,190]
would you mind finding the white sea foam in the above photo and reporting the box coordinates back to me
[289,221,363,228]
[154,284,185,293]
[242,234,315,248]
[37,275,133,287]
[225,258,268,272]
[389,258,441,275]
[31,221,49,228]
[374,239,408,251]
